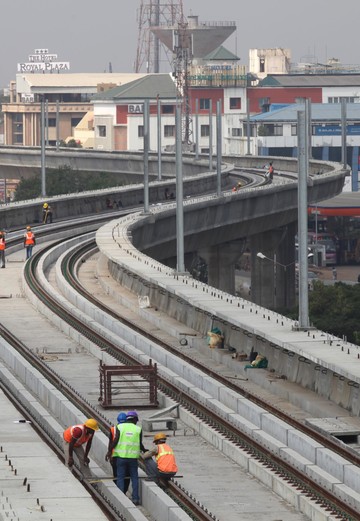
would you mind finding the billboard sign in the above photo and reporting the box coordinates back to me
[17,48,70,73]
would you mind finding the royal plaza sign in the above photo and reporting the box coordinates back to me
[17,48,70,73]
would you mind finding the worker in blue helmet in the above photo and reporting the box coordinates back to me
[107,410,146,506]
[106,412,130,489]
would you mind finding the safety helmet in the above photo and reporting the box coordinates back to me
[153,432,167,443]
[126,410,138,420]
[84,418,99,431]
[26,226,31,230]
[117,412,127,424]
[43,203,48,209]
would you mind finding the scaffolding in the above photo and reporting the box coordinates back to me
[99,360,158,409]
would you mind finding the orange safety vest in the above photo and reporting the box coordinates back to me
[110,425,117,455]
[0,238,5,250]
[24,231,35,245]
[155,443,178,474]
[63,424,92,447]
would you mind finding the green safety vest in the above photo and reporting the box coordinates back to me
[112,422,141,459]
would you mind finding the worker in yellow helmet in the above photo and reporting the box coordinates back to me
[63,418,99,475]
[24,226,36,260]
[141,432,178,483]
[42,202,53,224]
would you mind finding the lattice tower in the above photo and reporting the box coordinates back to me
[173,21,193,144]
[135,0,184,73]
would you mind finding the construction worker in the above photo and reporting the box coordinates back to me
[63,418,99,476]
[42,202,53,224]
[106,412,130,491]
[107,410,146,506]
[0,231,5,268]
[24,226,36,259]
[142,432,178,482]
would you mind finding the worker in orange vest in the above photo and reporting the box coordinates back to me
[63,418,99,475]
[24,226,36,259]
[0,231,5,268]
[141,432,178,482]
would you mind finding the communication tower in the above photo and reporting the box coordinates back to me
[173,22,193,144]
[135,1,184,73]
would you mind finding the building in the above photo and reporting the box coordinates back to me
[1,73,146,146]
[250,102,360,190]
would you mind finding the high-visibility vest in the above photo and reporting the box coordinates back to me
[63,424,91,447]
[0,238,5,250]
[112,423,141,459]
[155,443,178,473]
[24,231,35,245]
[110,424,123,455]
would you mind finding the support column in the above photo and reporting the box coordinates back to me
[199,240,245,295]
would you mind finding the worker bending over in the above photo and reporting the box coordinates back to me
[63,418,99,476]
[42,203,53,224]
[142,432,178,482]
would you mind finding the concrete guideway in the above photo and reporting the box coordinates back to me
[24,228,360,517]
[0,243,311,521]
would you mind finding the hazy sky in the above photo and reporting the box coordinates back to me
[1,0,360,87]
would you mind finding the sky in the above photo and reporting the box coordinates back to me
[1,0,360,88]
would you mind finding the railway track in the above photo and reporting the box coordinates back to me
[13,233,357,520]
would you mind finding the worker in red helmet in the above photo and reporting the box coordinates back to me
[63,418,99,475]
[107,410,146,506]
[0,231,6,268]
[142,432,178,483]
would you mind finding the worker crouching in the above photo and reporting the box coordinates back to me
[142,432,178,483]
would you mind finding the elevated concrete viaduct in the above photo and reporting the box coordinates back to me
[0,147,347,309]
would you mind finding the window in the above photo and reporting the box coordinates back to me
[201,125,210,137]
[291,124,297,136]
[261,124,283,136]
[164,125,175,137]
[138,125,144,138]
[12,114,23,145]
[97,125,106,137]
[71,117,82,127]
[162,105,174,114]
[48,118,56,127]
[328,96,360,104]
[200,98,210,110]
[232,128,242,137]
[229,97,241,110]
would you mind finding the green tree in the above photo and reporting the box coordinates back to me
[287,281,360,345]
[14,165,125,201]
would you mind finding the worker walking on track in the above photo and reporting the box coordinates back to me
[142,432,178,483]
[106,411,130,491]
[0,231,6,268]
[63,418,99,476]
[107,410,146,506]
[24,226,36,259]
[42,202,53,224]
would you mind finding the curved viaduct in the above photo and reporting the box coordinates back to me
[0,146,347,308]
